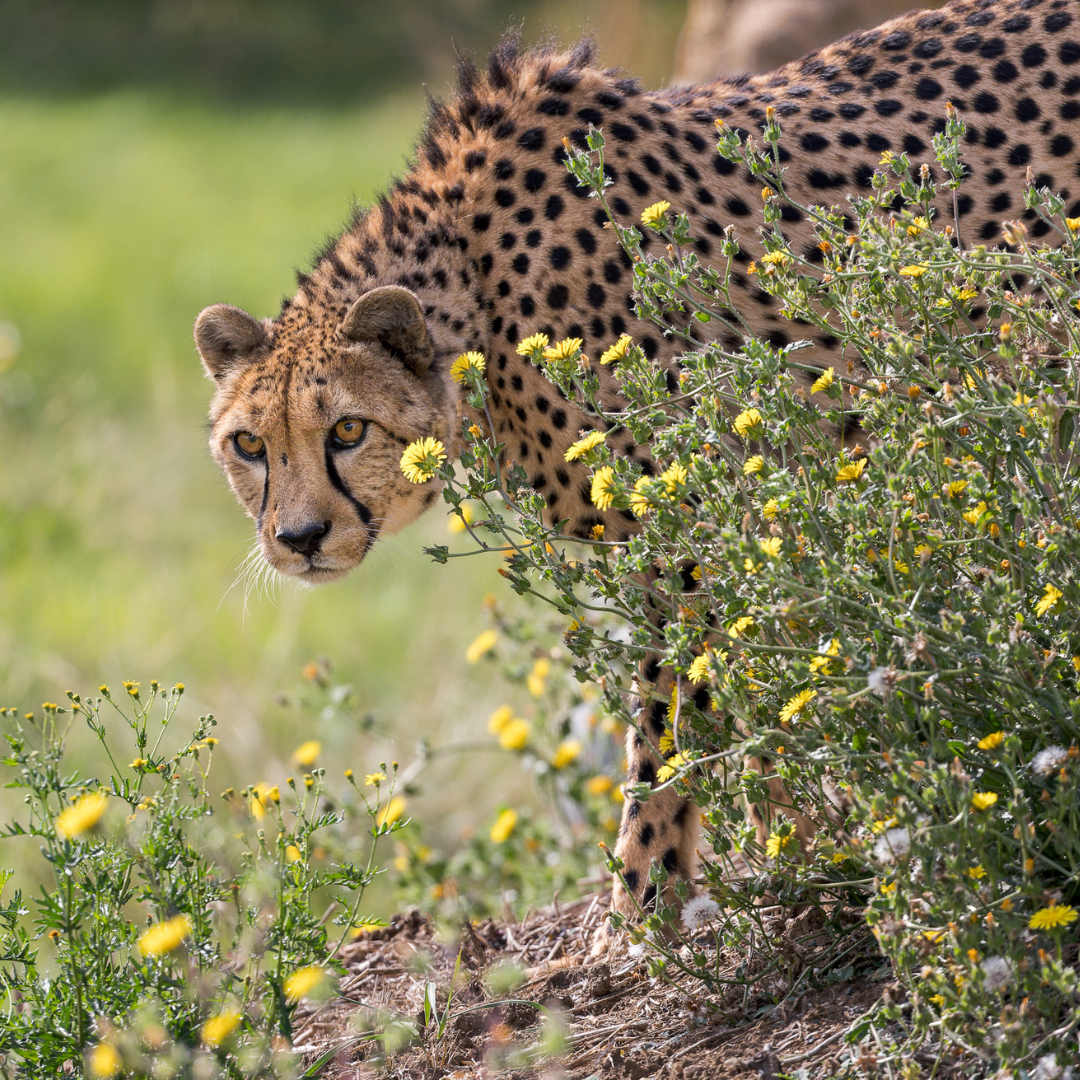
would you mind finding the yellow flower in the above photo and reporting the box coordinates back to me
[966,865,986,880]
[564,430,606,462]
[728,615,755,639]
[364,772,387,788]
[202,1011,242,1048]
[285,845,303,863]
[836,458,867,483]
[1035,583,1064,617]
[292,740,321,767]
[490,808,518,843]
[894,560,910,575]
[499,718,531,750]
[591,523,605,540]
[138,914,192,958]
[543,337,584,362]
[977,732,1005,750]
[590,465,617,510]
[88,1043,122,1079]
[448,504,474,534]
[743,455,764,475]
[465,628,498,663]
[758,250,789,268]
[56,792,108,839]
[899,263,929,278]
[629,476,653,517]
[687,652,712,685]
[759,537,782,558]
[732,408,763,439]
[962,501,990,526]
[907,216,929,236]
[449,350,486,383]
[284,966,327,1003]
[586,775,613,796]
[551,738,582,770]
[516,332,549,356]
[660,461,687,494]
[526,657,550,698]
[640,200,672,227]
[1067,218,1080,232]
[779,688,816,724]
[943,480,968,498]
[811,367,835,394]
[399,437,447,483]
[970,791,998,811]
[600,334,633,365]
[766,831,796,859]
[377,796,406,827]
[487,706,514,736]
[1028,904,1078,930]
[249,782,273,820]
[809,639,841,676]
[762,498,779,520]
[656,753,687,783]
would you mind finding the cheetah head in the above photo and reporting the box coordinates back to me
[195,285,457,583]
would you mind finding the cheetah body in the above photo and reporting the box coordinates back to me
[196,0,1080,934]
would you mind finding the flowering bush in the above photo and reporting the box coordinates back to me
[412,112,1080,1073]
[0,683,403,1078]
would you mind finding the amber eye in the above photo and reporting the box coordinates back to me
[331,418,367,448]
[233,432,265,459]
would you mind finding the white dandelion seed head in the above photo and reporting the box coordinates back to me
[873,827,911,864]
[1031,745,1068,776]
[1031,1054,1063,1080]
[867,666,892,695]
[681,895,721,931]
[980,955,1013,992]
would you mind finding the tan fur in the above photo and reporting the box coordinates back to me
[196,0,1080,947]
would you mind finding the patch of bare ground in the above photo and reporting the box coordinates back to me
[286,894,914,1079]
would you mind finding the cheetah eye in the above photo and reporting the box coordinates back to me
[330,417,367,449]
[233,431,265,460]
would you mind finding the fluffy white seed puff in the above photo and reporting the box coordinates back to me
[681,895,721,931]
[980,955,1013,992]
[873,827,911,863]
[1031,745,1068,776]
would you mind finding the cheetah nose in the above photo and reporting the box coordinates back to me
[276,521,330,555]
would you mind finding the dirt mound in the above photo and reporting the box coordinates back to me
[289,895,894,1079]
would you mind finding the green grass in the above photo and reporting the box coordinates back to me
[0,91,530,878]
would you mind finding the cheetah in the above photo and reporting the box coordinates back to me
[195,0,1080,946]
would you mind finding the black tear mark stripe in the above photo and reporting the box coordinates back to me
[324,447,378,537]
[258,467,270,529]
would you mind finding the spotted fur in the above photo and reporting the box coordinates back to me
[196,0,1080,946]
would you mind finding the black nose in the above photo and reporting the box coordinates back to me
[276,521,330,555]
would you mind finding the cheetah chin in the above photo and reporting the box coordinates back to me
[196,0,1080,948]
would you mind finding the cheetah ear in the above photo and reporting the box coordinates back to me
[340,285,434,376]
[194,304,268,379]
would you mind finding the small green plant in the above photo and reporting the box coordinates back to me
[0,682,405,1078]
[406,109,1080,1074]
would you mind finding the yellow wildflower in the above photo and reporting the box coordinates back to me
[564,430,606,462]
[551,738,582,770]
[811,367,835,394]
[292,740,321,767]
[1068,218,1080,232]
[285,845,303,863]
[899,263,929,278]
[56,792,108,839]
[640,200,672,227]
[600,334,633,365]
[656,753,687,784]
[836,458,867,483]
[543,337,584,362]
[138,914,192,958]
[779,688,816,723]
[586,775,613,796]
[449,350,486,383]
[762,498,779,520]
[202,1011,242,1048]
[499,718,531,750]
[732,408,763,439]
[966,865,986,880]
[377,796,406,827]
[907,216,929,236]
[977,732,1005,750]
[687,652,712,685]
[943,479,968,498]
[487,706,514,736]
[766,831,796,859]
[758,250,790,268]
[590,465,617,510]
[465,628,498,663]
[447,504,474,534]
[630,476,653,517]
[88,1044,122,1079]
[591,523,605,540]
[759,536,782,558]
[489,808,518,843]
[399,437,447,483]
[660,461,688,494]
[284,966,327,1003]
[728,615,755,639]
[516,332,549,356]
[1035,583,1064,617]
[1028,904,1078,930]
[527,657,550,698]
[743,455,764,475]
[971,791,998,811]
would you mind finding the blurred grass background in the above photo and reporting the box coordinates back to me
[0,1,686,897]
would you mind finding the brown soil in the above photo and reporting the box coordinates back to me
[288,895,899,1079]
